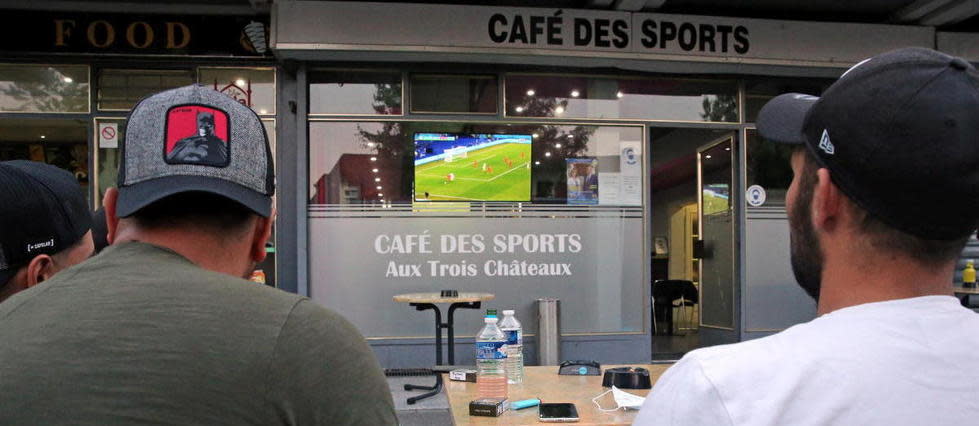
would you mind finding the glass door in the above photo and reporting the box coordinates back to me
[697,136,735,330]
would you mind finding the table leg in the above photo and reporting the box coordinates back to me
[412,303,444,365]
[446,301,481,365]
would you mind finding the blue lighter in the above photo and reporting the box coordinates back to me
[512,398,541,410]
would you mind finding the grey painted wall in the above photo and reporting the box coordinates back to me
[743,206,816,337]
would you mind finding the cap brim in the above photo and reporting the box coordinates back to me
[756,93,819,145]
[117,176,272,218]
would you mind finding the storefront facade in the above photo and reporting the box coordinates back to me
[0,8,280,285]
[267,1,966,366]
[4,1,978,366]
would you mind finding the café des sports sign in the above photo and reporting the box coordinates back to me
[0,11,267,56]
[274,1,933,66]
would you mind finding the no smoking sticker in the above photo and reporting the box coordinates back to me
[747,185,766,207]
[99,123,118,149]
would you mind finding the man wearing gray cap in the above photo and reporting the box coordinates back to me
[0,160,94,303]
[0,86,397,425]
[636,47,979,425]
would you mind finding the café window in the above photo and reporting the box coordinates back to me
[307,120,646,339]
[744,77,833,123]
[198,67,276,115]
[309,70,402,115]
[0,64,89,113]
[0,118,89,199]
[98,69,194,111]
[505,74,738,122]
[308,121,642,206]
[410,74,498,114]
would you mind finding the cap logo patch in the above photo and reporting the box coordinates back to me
[818,129,835,155]
[26,238,54,253]
[164,105,230,167]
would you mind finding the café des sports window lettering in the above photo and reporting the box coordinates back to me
[0,11,269,56]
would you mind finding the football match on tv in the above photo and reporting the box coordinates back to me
[413,133,532,202]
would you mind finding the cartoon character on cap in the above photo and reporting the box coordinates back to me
[166,111,228,166]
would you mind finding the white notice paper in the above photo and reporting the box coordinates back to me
[619,141,642,206]
[599,173,621,205]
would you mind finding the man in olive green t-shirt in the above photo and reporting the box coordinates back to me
[0,85,396,425]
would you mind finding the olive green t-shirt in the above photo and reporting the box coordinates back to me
[0,242,397,425]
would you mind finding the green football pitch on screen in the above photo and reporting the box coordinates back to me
[415,143,532,201]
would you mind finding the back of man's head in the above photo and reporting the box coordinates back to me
[0,160,94,302]
[103,85,275,279]
[793,146,971,264]
[758,47,979,302]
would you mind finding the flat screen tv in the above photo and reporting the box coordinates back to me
[413,133,532,201]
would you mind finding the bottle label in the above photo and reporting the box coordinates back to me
[476,341,507,359]
[504,330,521,345]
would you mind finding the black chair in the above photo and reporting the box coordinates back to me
[652,280,699,335]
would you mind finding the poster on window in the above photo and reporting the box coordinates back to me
[567,157,599,204]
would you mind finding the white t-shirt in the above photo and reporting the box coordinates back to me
[635,296,979,426]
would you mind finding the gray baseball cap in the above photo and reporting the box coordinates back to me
[117,85,275,217]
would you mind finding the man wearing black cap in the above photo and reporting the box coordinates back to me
[0,160,94,303]
[636,47,979,425]
[0,86,396,425]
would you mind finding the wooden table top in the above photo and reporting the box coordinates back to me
[393,292,496,304]
[446,364,670,425]
[953,286,979,295]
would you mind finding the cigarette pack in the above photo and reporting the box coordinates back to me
[469,398,509,417]
[449,369,477,382]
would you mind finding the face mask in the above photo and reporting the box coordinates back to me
[591,385,646,411]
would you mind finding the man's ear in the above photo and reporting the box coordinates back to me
[24,254,55,288]
[103,188,121,244]
[812,168,844,233]
[250,208,276,263]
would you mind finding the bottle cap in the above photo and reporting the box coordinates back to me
[503,310,515,315]
[484,317,498,323]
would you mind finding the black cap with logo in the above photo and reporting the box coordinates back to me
[0,161,92,285]
[757,47,979,240]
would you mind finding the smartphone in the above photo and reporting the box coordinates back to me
[539,403,580,423]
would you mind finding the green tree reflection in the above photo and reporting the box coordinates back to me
[0,67,87,112]
[700,94,738,122]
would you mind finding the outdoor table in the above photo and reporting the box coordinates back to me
[445,364,671,425]
[393,292,495,365]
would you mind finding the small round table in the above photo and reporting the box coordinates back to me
[393,292,495,365]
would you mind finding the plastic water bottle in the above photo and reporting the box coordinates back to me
[499,310,524,384]
[476,317,508,399]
